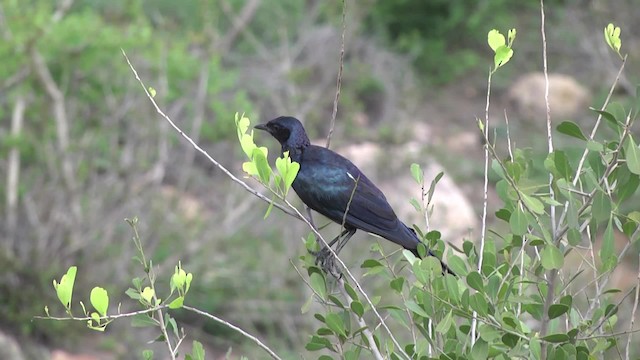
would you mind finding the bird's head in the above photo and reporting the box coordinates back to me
[255,116,310,149]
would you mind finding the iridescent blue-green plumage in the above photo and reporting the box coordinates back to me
[255,116,451,273]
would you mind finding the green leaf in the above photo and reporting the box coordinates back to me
[389,277,404,293]
[470,339,488,360]
[324,313,346,337]
[495,208,511,222]
[522,193,545,214]
[361,259,384,268]
[168,296,184,309]
[530,336,542,360]
[53,266,77,309]
[405,300,429,318]
[600,218,615,271]
[466,271,484,292]
[350,301,364,318]
[494,45,513,69]
[556,121,587,140]
[469,293,488,316]
[542,333,570,343]
[507,28,517,47]
[567,228,582,246]
[624,136,640,175]
[435,310,453,334]
[509,206,528,236]
[617,173,639,202]
[252,148,271,184]
[309,272,327,300]
[548,304,570,319]
[592,190,611,223]
[125,288,140,300]
[141,287,155,304]
[90,287,109,316]
[188,341,205,360]
[426,171,444,205]
[604,23,622,55]
[591,108,621,133]
[148,87,156,98]
[142,349,154,360]
[488,29,506,51]
[541,244,564,270]
[410,163,423,185]
[263,197,275,219]
[305,336,333,351]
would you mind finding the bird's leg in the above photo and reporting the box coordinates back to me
[313,228,356,278]
[309,228,350,256]
[334,228,356,254]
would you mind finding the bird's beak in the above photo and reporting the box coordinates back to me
[254,123,269,132]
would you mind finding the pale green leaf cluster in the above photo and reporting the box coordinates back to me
[604,23,622,58]
[169,262,193,309]
[487,28,516,72]
[234,112,301,218]
[53,266,77,311]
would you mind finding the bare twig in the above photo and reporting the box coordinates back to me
[30,48,80,218]
[6,95,25,255]
[472,67,493,345]
[539,2,556,356]
[325,0,346,149]
[183,305,283,360]
[34,305,168,322]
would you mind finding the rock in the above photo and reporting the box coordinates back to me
[0,330,25,360]
[506,72,591,124]
[51,350,100,360]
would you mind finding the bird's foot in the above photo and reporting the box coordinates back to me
[311,247,342,279]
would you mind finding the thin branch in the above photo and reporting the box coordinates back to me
[183,305,282,360]
[325,0,346,149]
[30,48,80,219]
[6,95,25,255]
[539,2,556,356]
[121,49,303,222]
[472,67,493,345]
[34,305,168,322]
[571,56,627,188]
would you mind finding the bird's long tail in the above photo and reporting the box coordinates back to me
[405,226,456,276]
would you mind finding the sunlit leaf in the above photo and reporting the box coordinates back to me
[494,45,513,69]
[604,23,622,56]
[53,266,77,309]
[488,29,506,51]
[541,244,564,270]
[90,287,109,316]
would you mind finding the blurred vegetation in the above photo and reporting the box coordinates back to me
[1,0,640,358]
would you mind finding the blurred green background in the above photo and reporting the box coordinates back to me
[1,0,639,358]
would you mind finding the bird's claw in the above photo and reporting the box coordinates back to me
[311,247,342,279]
